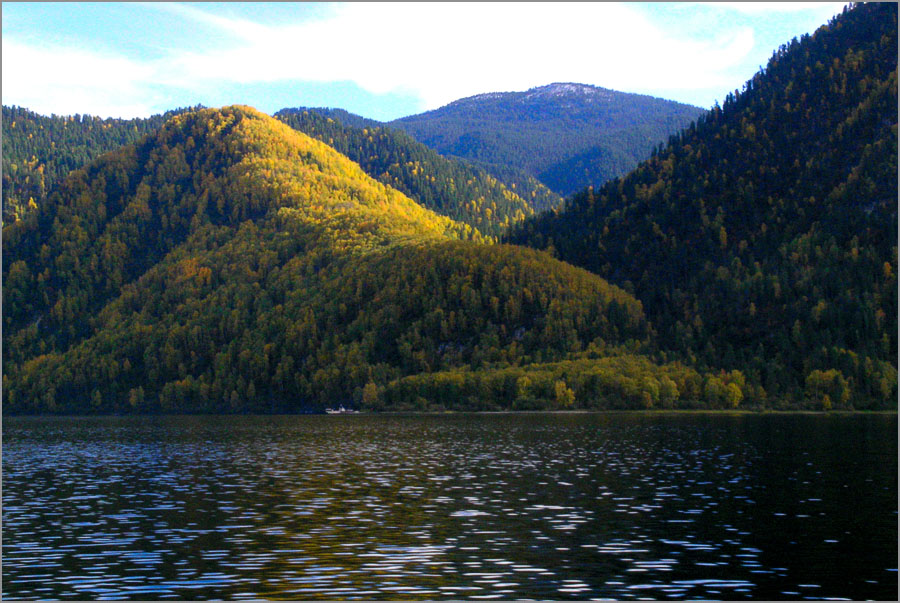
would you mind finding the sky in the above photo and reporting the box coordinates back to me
[2,2,849,121]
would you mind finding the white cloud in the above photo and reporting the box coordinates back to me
[152,2,760,109]
[1,2,839,117]
[1,38,159,118]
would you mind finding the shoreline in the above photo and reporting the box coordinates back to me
[4,408,897,419]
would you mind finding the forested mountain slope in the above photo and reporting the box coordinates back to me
[391,83,704,197]
[1,105,201,224]
[275,108,559,238]
[5,106,701,414]
[513,2,898,409]
[289,107,382,130]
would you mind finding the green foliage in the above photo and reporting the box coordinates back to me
[513,3,898,410]
[805,369,851,410]
[3,231,652,413]
[1,105,202,224]
[2,106,469,379]
[3,105,661,415]
[275,108,553,239]
[5,5,895,414]
[289,107,382,130]
[391,83,704,197]
[379,356,747,412]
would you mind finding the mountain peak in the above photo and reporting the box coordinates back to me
[524,82,613,100]
[445,83,615,108]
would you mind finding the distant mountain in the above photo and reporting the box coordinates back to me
[275,108,559,238]
[1,105,202,224]
[390,83,705,197]
[513,2,898,409]
[6,106,716,415]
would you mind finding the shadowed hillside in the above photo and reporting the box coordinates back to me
[513,2,898,409]
[1,105,202,224]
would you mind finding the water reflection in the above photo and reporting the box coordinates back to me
[3,413,897,600]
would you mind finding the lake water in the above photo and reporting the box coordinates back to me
[2,412,897,600]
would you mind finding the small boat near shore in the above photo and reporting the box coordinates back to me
[325,405,359,414]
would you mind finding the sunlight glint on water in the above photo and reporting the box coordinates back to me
[3,412,897,600]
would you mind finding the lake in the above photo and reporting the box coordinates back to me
[2,412,897,600]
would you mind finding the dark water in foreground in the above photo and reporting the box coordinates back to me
[2,412,897,600]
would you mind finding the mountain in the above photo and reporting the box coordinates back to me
[6,105,725,415]
[1,105,202,225]
[275,108,559,239]
[3,82,698,228]
[513,2,898,409]
[288,107,381,130]
[390,83,705,197]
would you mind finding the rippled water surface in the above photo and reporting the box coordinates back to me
[3,412,897,600]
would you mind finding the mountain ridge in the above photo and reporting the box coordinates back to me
[2,81,701,223]
[390,82,705,197]
[440,82,674,112]
[444,83,621,107]
[274,107,559,237]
